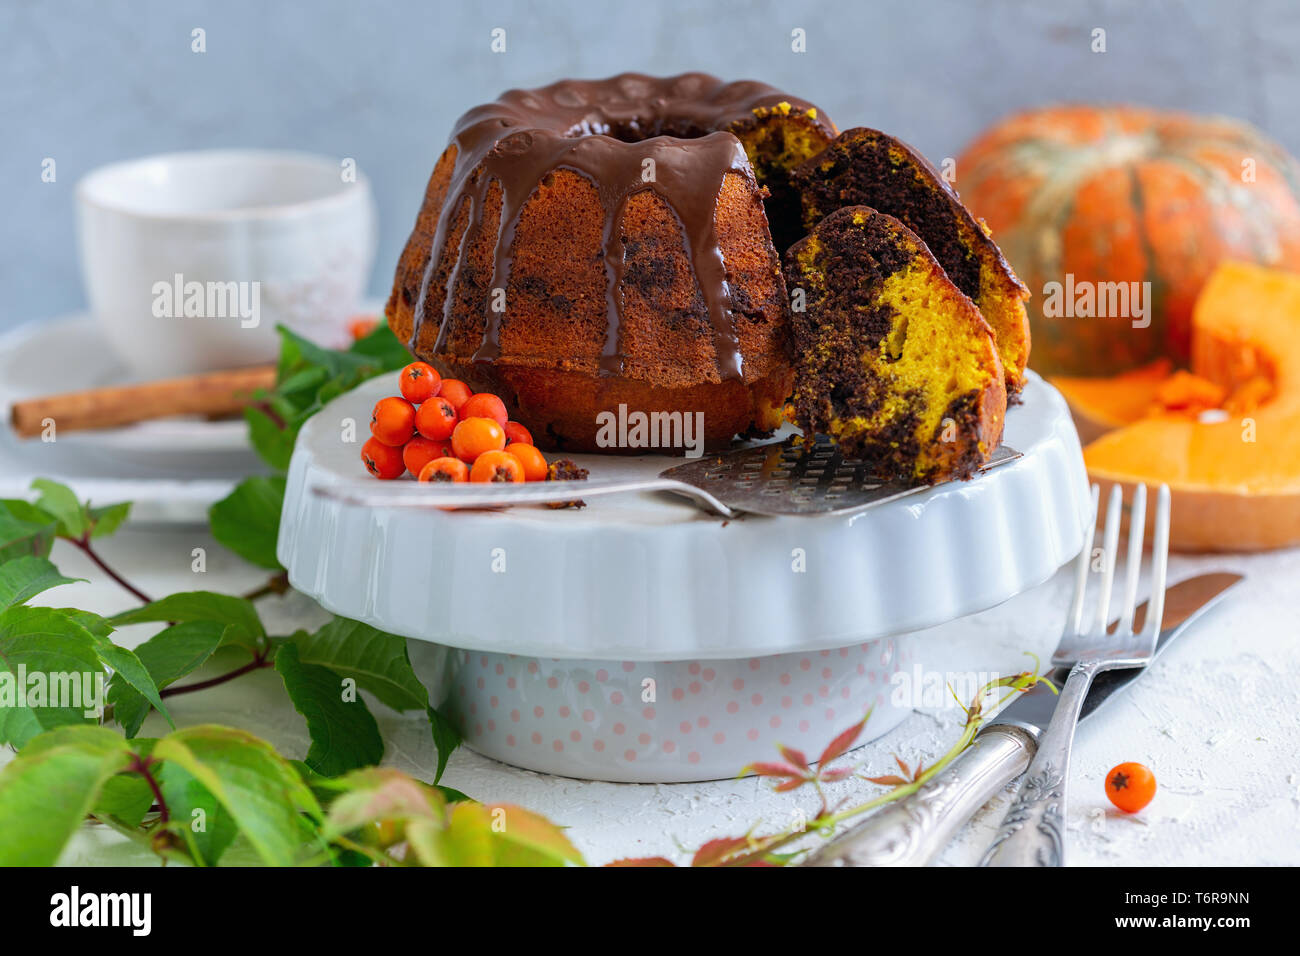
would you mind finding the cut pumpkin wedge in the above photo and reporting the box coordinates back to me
[1081,261,1300,551]
[1052,359,1173,444]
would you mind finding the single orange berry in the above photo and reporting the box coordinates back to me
[418,457,469,482]
[402,435,445,477]
[451,416,506,462]
[470,449,524,483]
[361,437,406,479]
[1105,762,1156,813]
[348,316,379,340]
[504,443,548,482]
[399,362,442,404]
[503,420,533,446]
[460,392,509,427]
[438,379,473,413]
[415,396,458,441]
[370,396,416,447]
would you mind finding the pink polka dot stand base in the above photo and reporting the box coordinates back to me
[420,637,914,782]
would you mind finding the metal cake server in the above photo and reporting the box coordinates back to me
[315,436,1021,518]
[802,570,1242,867]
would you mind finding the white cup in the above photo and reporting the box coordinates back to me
[76,150,377,378]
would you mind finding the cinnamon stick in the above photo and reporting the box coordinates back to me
[9,365,278,438]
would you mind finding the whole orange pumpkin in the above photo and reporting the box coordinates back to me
[957,105,1300,376]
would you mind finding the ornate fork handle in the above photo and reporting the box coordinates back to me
[804,726,1035,866]
[979,659,1103,867]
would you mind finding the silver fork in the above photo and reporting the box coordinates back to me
[979,481,1171,867]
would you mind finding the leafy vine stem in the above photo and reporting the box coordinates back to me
[129,754,170,825]
[70,532,153,605]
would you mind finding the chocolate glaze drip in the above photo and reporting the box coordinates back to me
[412,73,831,381]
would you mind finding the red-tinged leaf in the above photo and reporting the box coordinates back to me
[691,836,752,867]
[865,774,909,786]
[819,767,855,782]
[913,761,925,779]
[817,718,866,766]
[605,856,676,867]
[744,761,805,780]
[713,844,780,868]
[774,777,809,793]
[482,803,584,866]
[713,830,802,868]
[894,754,911,777]
[778,744,809,769]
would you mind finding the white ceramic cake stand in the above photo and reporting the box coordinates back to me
[278,371,1091,782]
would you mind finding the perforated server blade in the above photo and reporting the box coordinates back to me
[657,436,1021,516]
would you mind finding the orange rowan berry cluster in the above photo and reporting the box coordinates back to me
[361,363,552,484]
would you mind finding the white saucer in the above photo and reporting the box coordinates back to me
[0,313,264,480]
[0,313,274,524]
[280,371,1092,660]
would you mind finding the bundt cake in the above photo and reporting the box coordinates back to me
[387,73,1030,479]
[386,73,837,452]
[790,128,1031,396]
[783,206,1008,483]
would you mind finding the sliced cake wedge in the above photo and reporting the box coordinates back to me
[783,205,1007,484]
[792,127,1031,397]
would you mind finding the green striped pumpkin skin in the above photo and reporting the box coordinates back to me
[957,105,1300,377]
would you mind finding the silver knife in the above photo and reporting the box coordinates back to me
[802,572,1243,867]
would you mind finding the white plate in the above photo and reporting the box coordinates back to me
[280,371,1092,660]
[0,474,235,526]
[0,314,262,479]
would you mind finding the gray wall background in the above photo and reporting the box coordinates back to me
[4,0,1298,331]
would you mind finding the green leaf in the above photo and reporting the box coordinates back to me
[88,501,131,539]
[249,323,409,473]
[277,325,380,379]
[0,725,133,865]
[156,761,239,865]
[409,800,494,866]
[84,632,173,731]
[0,499,58,562]
[275,643,384,777]
[275,365,330,398]
[348,320,410,368]
[59,607,173,730]
[108,592,265,649]
[30,478,90,538]
[293,618,429,712]
[108,621,226,737]
[331,845,374,867]
[93,771,155,828]
[0,556,83,608]
[288,757,326,786]
[427,705,461,785]
[243,406,296,472]
[0,606,106,747]
[58,607,113,639]
[151,725,323,866]
[207,476,286,570]
[402,800,582,867]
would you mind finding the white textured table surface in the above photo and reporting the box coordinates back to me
[10,524,1299,867]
